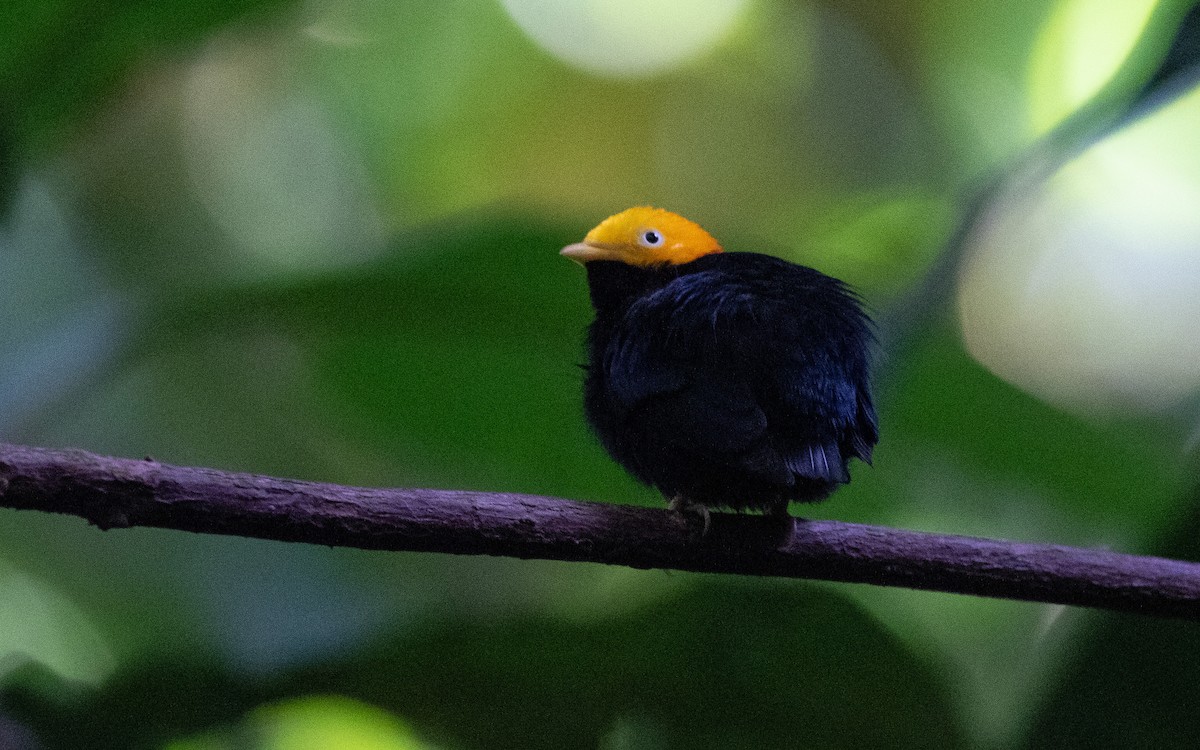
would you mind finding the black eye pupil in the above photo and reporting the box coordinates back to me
[644,231,660,245]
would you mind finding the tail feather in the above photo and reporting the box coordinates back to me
[785,443,850,484]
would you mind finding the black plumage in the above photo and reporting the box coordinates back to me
[578,252,877,516]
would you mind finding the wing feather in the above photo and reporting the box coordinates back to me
[599,255,875,491]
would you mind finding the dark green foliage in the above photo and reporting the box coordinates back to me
[3,0,1200,747]
[0,0,290,161]
[5,581,967,750]
[1024,506,1200,750]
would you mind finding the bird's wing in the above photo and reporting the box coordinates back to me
[769,350,875,483]
[602,275,776,467]
[606,266,876,485]
[753,291,877,482]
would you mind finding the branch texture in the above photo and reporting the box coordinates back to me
[1,443,1198,619]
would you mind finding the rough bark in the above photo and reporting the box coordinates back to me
[1,443,1197,619]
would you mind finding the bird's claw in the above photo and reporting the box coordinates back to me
[669,496,711,537]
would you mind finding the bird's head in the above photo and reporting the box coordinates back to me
[561,207,723,267]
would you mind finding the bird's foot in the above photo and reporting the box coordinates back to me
[764,501,795,544]
[765,501,791,521]
[668,496,711,536]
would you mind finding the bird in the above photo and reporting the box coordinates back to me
[561,206,877,529]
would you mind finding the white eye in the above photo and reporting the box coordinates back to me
[640,229,664,247]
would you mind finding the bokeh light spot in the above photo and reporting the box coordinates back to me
[255,695,427,750]
[960,86,1200,415]
[181,34,385,276]
[165,695,430,750]
[499,0,750,77]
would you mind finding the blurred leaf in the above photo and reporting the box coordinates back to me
[0,0,292,160]
[308,0,668,225]
[0,558,115,686]
[841,0,1055,173]
[818,326,1186,539]
[63,27,387,291]
[6,580,967,750]
[166,695,431,750]
[802,325,1190,746]
[1022,496,1200,749]
[959,81,1200,417]
[1030,0,1200,170]
[4,658,254,750]
[788,192,956,294]
[1134,1,1200,106]
[253,695,428,750]
[1028,0,1160,134]
[2,219,651,681]
[301,581,967,750]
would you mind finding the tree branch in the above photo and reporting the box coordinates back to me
[1,442,1198,620]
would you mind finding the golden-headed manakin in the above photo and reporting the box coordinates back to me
[562,207,877,524]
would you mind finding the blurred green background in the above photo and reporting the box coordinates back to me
[2,0,1200,747]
